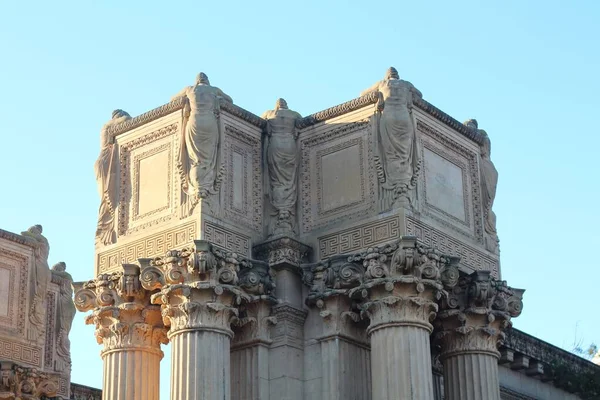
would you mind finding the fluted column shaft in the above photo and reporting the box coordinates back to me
[171,329,231,400]
[442,352,499,400]
[157,285,239,400]
[102,347,162,400]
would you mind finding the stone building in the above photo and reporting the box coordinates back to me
[7,67,596,399]
[0,226,100,399]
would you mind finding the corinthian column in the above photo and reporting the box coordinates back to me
[141,240,266,400]
[435,271,524,400]
[348,237,459,400]
[74,264,168,400]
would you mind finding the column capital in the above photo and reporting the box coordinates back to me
[253,236,312,273]
[0,361,61,399]
[73,264,168,356]
[139,240,277,338]
[434,270,525,359]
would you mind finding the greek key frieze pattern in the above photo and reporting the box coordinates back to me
[203,221,250,257]
[318,216,401,258]
[0,338,42,367]
[406,217,499,278]
[97,221,197,273]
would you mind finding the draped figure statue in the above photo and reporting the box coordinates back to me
[465,119,499,253]
[21,224,51,341]
[94,109,131,245]
[172,73,232,217]
[361,67,422,211]
[51,262,75,372]
[261,99,302,236]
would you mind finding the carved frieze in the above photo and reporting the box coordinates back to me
[0,361,62,400]
[203,221,250,257]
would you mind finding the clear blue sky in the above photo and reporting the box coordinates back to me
[1,0,598,396]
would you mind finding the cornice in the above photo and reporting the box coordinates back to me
[502,328,600,374]
[0,228,34,248]
[104,85,485,145]
[107,98,265,139]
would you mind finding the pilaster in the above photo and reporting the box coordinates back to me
[73,264,168,400]
[434,270,524,400]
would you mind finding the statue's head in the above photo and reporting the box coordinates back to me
[464,119,479,130]
[275,98,288,110]
[112,109,131,120]
[196,72,210,85]
[386,67,399,80]
[52,262,66,272]
[28,225,43,234]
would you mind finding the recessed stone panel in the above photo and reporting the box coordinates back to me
[320,144,362,212]
[136,149,170,216]
[0,267,10,317]
[423,147,466,222]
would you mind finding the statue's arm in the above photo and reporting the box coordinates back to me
[171,86,191,101]
[360,81,382,97]
[409,82,422,99]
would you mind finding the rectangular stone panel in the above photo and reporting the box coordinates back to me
[318,216,401,258]
[423,147,466,222]
[136,148,170,216]
[300,121,376,233]
[0,247,28,335]
[0,267,10,317]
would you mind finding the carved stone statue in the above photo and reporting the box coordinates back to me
[20,225,51,342]
[261,99,302,236]
[361,67,422,211]
[51,262,75,372]
[95,109,131,245]
[465,119,499,252]
[173,72,233,217]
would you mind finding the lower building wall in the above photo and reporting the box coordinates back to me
[499,365,580,400]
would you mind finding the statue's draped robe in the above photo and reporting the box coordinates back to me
[94,116,128,245]
[368,79,419,210]
[54,270,75,365]
[21,230,50,339]
[480,155,498,234]
[263,109,301,213]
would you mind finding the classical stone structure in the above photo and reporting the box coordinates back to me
[71,69,600,400]
[0,226,77,399]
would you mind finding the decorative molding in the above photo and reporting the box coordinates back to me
[318,216,401,259]
[44,291,56,369]
[296,92,379,129]
[70,383,102,400]
[203,221,250,257]
[253,237,311,269]
[300,120,375,233]
[107,97,265,139]
[0,248,28,335]
[118,123,178,235]
[0,229,35,248]
[97,221,197,273]
[418,120,483,243]
[499,386,536,400]
[414,97,486,145]
[0,338,42,367]
[406,217,499,278]
[222,125,263,233]
[132,142,173,222]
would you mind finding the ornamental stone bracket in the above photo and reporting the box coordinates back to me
[0,360,62,400]
[253,236,311,274]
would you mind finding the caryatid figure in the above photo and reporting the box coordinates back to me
[465,119,499,252]
[51,262,76,372]
[261,98,302,236]
[361,67,422,210]
[172,73,233,216]
[21,224,51,341]
[95,109,131,245]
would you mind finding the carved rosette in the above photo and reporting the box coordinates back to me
[434,270,524,359]
[0,361,60,400]
[73,264,168,357]
[140,240,276,338]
